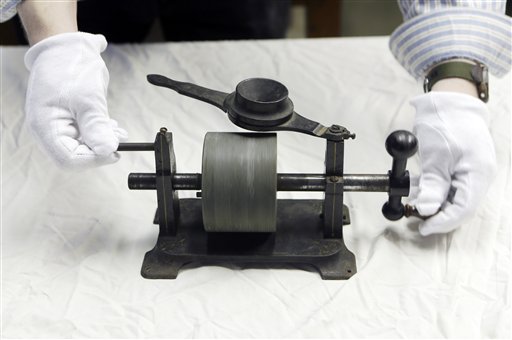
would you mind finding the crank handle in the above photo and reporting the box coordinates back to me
[403,204,440,220]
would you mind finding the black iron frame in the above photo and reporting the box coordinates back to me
[117,75,417,279]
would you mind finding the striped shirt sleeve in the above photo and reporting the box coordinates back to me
[389,0,512,79]
[0,0,22,22]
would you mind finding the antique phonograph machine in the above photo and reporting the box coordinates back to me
[118,75,418,280]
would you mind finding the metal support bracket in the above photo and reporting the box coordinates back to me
[154,128,180,236]
[323,138,345,238]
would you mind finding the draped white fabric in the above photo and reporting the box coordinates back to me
[2,37,510,338]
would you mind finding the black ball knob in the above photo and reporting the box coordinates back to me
[385,130,418,159]
[382,201,405,221]
[382,130,417,221]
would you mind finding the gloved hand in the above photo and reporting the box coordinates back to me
[24,32,127,169]
[409,92,497,236]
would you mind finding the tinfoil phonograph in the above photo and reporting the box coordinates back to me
[117,75,418,280]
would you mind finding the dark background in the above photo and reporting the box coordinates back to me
[1,0,511,45]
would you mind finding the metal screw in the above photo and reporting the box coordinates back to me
[329,125,341,133]
[160,127,168,134]
[329,176,339,183]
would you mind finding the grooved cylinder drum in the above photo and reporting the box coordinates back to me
[201,132,277,232]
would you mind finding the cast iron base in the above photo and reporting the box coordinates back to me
[141,199,356,280]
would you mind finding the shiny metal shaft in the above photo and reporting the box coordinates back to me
[128,173,389,192]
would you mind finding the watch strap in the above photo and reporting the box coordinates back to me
[423,61,489,102]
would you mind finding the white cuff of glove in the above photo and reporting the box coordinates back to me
[24,32,128,169]
[409,92,496,236]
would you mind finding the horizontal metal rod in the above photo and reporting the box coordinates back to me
[347,174,389,192]
[278,174,389,192]
[128,173,389,192]
[118,143,154,151]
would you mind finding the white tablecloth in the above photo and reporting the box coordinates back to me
[2,37,510,338]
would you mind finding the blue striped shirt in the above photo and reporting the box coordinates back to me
[390,0,512,79]
[3,0,511,80]
[0,0,21,22]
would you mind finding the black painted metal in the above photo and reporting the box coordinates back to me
[128,173,389,192]
[128,173,156,190]
[118,143,154,151]
[147,74,227,110]
[381,130,418,221]
[225,78,294,126]
[142,199,355,280]
[146,74,355,141]
[154,130,180,236]
[116,75,419,280]
[322,140,345,238]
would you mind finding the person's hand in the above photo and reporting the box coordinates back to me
[24,32,127,169]
[409,91,496,236]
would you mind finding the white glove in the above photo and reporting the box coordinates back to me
[409,92,497,236]
[24,32,128,169]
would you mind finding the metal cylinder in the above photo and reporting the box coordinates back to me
[201,132,277,232]
[277,174,389,192]
[128,173,156,190]
[128,173,389,192]
[118,143,154,151]
[128,173,202,190]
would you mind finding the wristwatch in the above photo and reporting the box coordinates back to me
[423,59,489,103]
